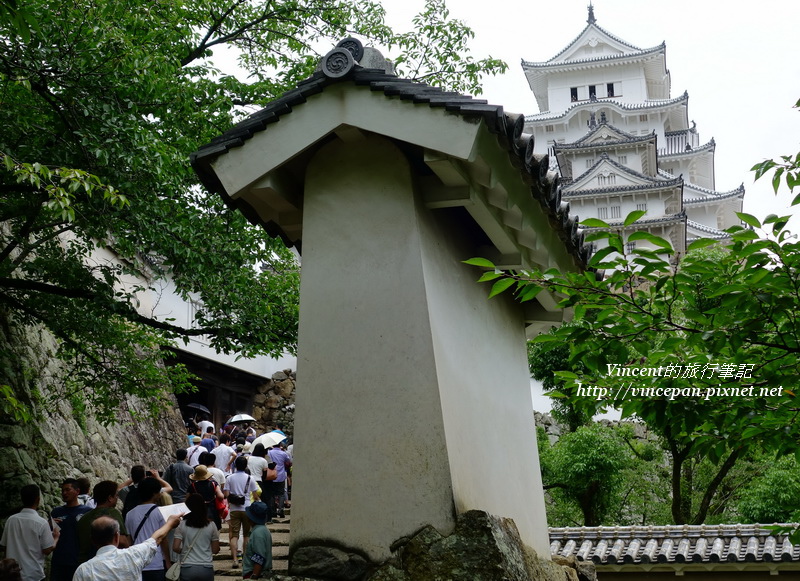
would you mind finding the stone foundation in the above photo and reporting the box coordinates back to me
[281,510,594,581]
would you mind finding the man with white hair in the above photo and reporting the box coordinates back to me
[73,514,182,581]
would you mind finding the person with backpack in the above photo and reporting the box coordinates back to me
[187,465,225,530]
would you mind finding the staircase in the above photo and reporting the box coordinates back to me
[213,510,291,579]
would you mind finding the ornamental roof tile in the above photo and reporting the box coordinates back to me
[549,524,800,565]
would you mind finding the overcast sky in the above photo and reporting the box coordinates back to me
[380,0,800,223]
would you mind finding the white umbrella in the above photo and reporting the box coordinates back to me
[253,432,286,449]
[227,413,256,423]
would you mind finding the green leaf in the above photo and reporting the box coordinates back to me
[623,209,646,226]
[463,257,496,268]
[687,238,719,252]
[477,271,502,283]
[736,212,762,229]
[627,231,674,252]
[488,278,515,298]
[581,217,610,228]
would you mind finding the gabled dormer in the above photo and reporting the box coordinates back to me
[554,122,658,182]
[564,153,681,197]
[522,5,670,113]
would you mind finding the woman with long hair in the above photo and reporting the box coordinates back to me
[172,493,219,581]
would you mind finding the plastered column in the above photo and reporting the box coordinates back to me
[290,134,456,561]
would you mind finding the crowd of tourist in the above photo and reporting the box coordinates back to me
[0,420,292,581]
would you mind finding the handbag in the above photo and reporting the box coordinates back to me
[215,494,229,520]
[166,526,202,581]
[266,466,278,481]
[165,561,181,581]
[227,476,250,506]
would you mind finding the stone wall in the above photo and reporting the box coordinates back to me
[251,369,296,436]
[0,312,186,521]
[534,411,656,445]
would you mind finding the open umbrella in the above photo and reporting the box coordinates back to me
[253,432,286,449]
[228,413,256,423]
[186,403,211,415]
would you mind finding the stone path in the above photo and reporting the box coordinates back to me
[213,510,291,580]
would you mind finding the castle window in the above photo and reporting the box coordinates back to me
[598,174,616,186]
[607,83,615,97]
[570,87,578,102]
[610,205,621,219]
[586,158,595,168]
[597,207,608,219]
[617,155,627,164]
[589,85,597,100]
[625,241,636,253]
[636,202,647,212]
[545,125,555,133]
[639,114,648,122]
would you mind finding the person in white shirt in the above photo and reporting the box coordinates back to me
[211,433,237,473]
[198,419,215,435]
[186,436,205,468]
[225,456,261,568]
[73,514,182,581]
[202,452,226,491]
[0,484,57,581]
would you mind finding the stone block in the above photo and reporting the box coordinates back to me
[367,510,573,581]
[291,546,370,581]
[275,379,295,398]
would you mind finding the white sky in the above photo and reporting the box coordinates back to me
[379,0,800,223]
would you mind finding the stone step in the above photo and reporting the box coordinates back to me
[214,514,292,575]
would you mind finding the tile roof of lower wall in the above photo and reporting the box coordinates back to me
[549,524,800,565]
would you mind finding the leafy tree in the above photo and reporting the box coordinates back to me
[471,99,800,524]
[737,455,800,523]
[0,0,507,422]
[539,423,632,526]
[528,327,591,431]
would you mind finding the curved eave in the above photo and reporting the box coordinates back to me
[557,132,656,151]
[564,181,682,199]
[582,212,686,230]
[684,184,745,204]
[522,42,665,70]
[527,91,688,124]
[687,219,731,239]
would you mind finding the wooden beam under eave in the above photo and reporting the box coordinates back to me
[423,151,470,187]
[422,183,472,209]
[245,169,303,215]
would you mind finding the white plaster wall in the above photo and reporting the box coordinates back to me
[416,205,551,556]
[290,135,455,561]
[547,63,648,113]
